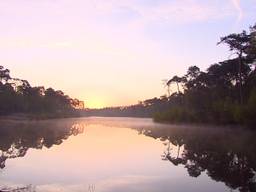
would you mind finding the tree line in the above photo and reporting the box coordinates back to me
[154,23,256,127]
[85,23,256,127]
[82,96,171,117]
[0,66,84,118]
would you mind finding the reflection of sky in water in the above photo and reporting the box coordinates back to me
[35,174,229,192]
[0,118,236,191]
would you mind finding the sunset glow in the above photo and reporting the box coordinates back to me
[86,98,106,109]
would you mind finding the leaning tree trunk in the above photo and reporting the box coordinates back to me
[238,52,243,104]
[176,82,180,94]
[167,85,171,97]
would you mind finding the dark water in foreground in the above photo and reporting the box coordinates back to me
[0,117,255,192]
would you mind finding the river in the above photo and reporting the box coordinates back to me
[0,117,255,192]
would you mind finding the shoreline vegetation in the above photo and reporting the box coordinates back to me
[82,23,256,128]
[0,65,84,119]
[1,23,256,128]
[155,23,255,127]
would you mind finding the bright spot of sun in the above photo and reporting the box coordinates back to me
[86,98,105,109]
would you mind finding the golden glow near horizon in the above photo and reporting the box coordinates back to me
[84,95,137,109]
[86,98,106,109]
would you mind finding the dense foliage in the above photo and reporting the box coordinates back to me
[154,24,256,127]
[0,66,84,118]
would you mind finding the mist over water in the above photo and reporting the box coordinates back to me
[0,117,255,192]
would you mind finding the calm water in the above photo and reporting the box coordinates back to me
[0,117,255,192]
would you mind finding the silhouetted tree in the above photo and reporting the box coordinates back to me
[167,75,185,94]
[218,30,250,104]
[153,23,256,126]
[0,66,83,117]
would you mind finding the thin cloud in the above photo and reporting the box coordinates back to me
[91,0,237,24]
[231,0,243,22]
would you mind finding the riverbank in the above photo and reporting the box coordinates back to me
[153,109,255,129]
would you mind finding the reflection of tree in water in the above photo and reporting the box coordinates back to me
[0,120,85,169]
[138,126,256,192]
[162,140,185,166]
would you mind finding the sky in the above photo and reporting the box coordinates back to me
[0,0,256,108]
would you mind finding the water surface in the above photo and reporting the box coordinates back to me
[0,117,255,192]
